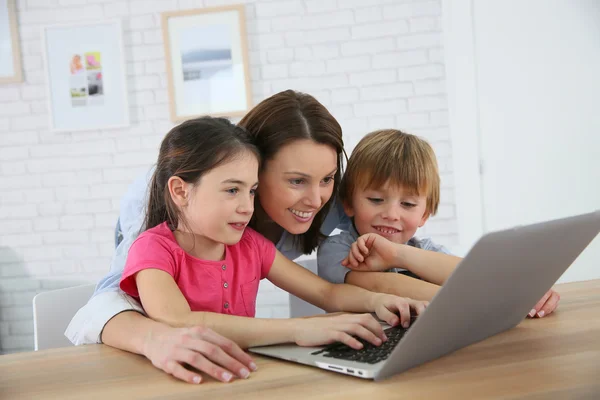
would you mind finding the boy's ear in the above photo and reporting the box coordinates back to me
[418,212,430,228]
[167,176,190,207]
[342,200,355,217]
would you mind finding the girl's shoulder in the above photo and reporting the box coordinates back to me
[238,226,275,250]
[132,222,179,252]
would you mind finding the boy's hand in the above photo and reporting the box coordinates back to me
[342,233,402,272]
[371,293,429,328]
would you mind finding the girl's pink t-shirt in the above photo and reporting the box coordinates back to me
[120,222,276,317]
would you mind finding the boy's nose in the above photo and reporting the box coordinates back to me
[383,205,402,220]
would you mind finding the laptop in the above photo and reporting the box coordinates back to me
[250,210,600,381]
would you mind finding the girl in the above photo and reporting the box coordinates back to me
[119,116,427,383]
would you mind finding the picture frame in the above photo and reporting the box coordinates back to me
[0,0,23,84]
[42,20,130,132]
[161,5,252,122]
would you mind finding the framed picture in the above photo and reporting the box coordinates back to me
[42,20,129,132]
[162,5,252,122]
[0,0,23,83]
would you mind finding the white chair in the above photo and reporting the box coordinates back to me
[32,284,96,351]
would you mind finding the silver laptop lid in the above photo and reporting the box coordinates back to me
[376,210,600,380]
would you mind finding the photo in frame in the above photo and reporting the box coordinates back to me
[42,20,129,132]
[0,0,23,83]
[162,5,252,121]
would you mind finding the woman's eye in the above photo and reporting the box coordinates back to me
[226,188,239,194]
[367,197,383,204]
[250,188,257,196]
[322,176,334,185]
[289,179,305,185]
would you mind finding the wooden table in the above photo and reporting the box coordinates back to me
[1,280,599,400]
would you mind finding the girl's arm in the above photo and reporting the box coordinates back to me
[135,269,389,350]
[267,251,428,328]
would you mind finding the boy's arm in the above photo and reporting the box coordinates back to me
[345,271,440,301]
[343,233,462,286]
[317,234,438,301]
[395,244,462,286]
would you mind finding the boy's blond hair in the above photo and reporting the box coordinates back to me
[339,129,440,216]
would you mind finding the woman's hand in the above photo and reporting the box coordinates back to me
[292,313,387,349]
[371,293,429,328]
[528,289,560,318]
[342,233,402,272]
[143,325,257,384]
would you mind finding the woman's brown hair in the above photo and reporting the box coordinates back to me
[144,116,260,232]
[239,90,346,254]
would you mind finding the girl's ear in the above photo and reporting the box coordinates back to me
[167,176,190,207]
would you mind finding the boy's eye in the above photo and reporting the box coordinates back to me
[289,178,305,185]
[402,202,417,208]
[367,197,383,204]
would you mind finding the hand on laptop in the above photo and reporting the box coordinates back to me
[293,313,388,350]
[371,293,428,328]
[528,289,560,318]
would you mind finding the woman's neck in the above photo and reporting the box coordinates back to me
[173,228,225,261]
[252,202,284,245]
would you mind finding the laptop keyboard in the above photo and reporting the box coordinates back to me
[310,316,416,364]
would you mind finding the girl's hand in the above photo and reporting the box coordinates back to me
[371,293,429,328]
[143,325,256,384]
[342,233,402,272]
[293,313,387,349]
[528,289,560,318]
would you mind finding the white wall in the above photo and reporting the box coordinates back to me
[0,0,456,353]
[445,0,600,280]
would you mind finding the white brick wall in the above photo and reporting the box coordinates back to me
[0,0,457,354]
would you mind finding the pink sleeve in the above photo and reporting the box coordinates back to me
[119,234,177,298]
[246,228,277,280]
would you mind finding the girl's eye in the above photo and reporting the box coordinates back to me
[367,197,383,204]
[289,179,305,185]
[226,188,239,194]
[250,188,257,196]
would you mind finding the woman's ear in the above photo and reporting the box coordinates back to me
[167,176,190,207]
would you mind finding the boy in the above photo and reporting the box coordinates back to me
[317,129,460,301]
[318,129,560,318]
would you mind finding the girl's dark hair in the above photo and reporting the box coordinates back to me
[144,116,260,231]
[239,90,346,254]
